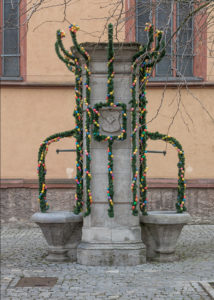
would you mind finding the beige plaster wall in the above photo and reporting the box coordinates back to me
[1,86,214,180]
[1,87,76,179]
[146,87,214,179]
[1,3,214,181]
[26,0,124,83]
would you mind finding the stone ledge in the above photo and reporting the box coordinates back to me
[0,179,76,189]
[1,178,214,189]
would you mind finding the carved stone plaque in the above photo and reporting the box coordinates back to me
[99,107,122,135]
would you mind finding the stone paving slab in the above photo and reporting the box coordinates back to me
[1,224,214,300]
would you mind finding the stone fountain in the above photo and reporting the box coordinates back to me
[31,23,191,265]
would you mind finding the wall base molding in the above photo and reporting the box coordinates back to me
[1,178,214,189]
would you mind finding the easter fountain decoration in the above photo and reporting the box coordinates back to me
[31,23,191,264]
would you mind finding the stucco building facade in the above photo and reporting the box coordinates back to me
[1,0,214,223]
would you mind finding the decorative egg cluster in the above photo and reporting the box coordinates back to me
[145,22,152,32]
[69,24,80,33]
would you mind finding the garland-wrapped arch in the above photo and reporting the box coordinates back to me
[130,23,166,216]
[147,131,186,213]
[37,28,84,214]
[37,130,76,212]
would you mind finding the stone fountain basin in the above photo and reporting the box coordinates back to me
[31,211,83,262]
[141,211,191,224]
[140,211,191,262]
[31,210,83,223]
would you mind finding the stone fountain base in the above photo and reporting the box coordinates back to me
[77,241,146,266]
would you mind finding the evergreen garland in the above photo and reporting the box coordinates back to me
[56,29,84,214]
[93,102,127,142]
[106,23,114,106]
[131,23,186,214]
[130,63,139,216]
[147,132,186,213]
[138,65,149,215]
[37,28,85,213]
[131,24,166,215]
[37,130,75,212]
[93,101,127,217]
[107,139,114,217]
[92,24,127,217]
[73,64,84,214]
[69,24,93,216]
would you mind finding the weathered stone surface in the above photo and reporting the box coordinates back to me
[100,107,122,134]
[66,221,83,261]
[1,186,214,224]
[140,211,191,262]
[78,44,146,266]
[77,242,146,266]
[78,43,139,75]
[141,211,191,224]
[1,188,76,224]
[31,211,83,262]
[31,211,82,223]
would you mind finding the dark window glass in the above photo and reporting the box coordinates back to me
[4,0,19,29]
[2,0,20,77]
[155,1,172,77]
[176,2,193,77]
[3,56,20,77]
[136,0,152,45]
[4,29,19,54]
[136,0,194,78]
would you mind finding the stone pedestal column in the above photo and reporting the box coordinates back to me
[77,43,146,266]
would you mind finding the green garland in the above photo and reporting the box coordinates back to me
[131,24,162,215]
[37,130,75,212]
[106,23,114,106]
[147,132,186,213]
[69,24,92,217]
[93,102,127,142]
[56,28,84,214]
[93,101,127,217]
[37,28,84,213]
[131,23,186,214]
[73,64,84,214]
[138,65,149,215]
[130,64,138,216]
[92,24,127,217]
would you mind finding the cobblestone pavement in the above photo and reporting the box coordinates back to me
[1,224,214,300]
